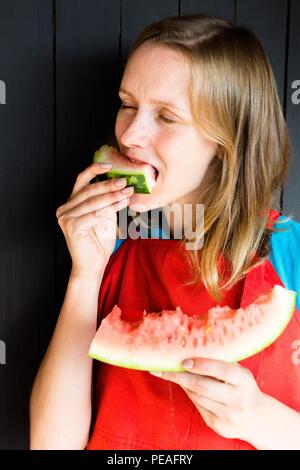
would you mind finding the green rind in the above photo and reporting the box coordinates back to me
[87,350,185,372]
[93,149,151,194]
[232,291,296,363]
[93,148,109,164]
[106,172,151,194]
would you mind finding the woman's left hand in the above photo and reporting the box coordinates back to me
[150,357,263,442]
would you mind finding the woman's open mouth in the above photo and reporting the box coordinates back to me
[127,157,159,181]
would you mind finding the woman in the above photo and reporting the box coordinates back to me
[30,14,300,450]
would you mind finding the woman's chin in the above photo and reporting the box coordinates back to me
[127,174,167,212]
[128,193,159,213]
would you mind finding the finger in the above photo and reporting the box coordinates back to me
[59,197,129,233]
[110,197,132,215]
[58,188,133,219]
[71,162,113,197]
[183,386,226,417]
[181,358,242,386]
[58,177,129,218]
[158,371,233,405]
[195,404,216,427]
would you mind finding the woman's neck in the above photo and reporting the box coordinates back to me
[162,198,202,241]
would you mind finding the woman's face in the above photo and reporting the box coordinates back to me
[115,43,217,212]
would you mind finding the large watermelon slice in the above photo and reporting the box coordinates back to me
[93,144,158,194]
[88,285,296,371]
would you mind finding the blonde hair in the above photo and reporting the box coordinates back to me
[116,14,293,302]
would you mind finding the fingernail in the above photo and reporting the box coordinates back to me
[149,371,163,377]
[115,177,127,186]
[99,163,112,168]
[182,359,194,369]
[121,186,134,193]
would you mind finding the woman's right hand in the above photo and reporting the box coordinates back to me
[56,162,134,277]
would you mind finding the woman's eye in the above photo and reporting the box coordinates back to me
[120,104,135,109]
[119,104,175,124]
[159,115,175,124]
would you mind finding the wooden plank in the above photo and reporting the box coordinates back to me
[236,0,289,212]
[55,0,120,311]
[181,0,235,23]
[121,0,179,65]
[236,0,288,111]
[283,0,300,220]
[0,0,54,449]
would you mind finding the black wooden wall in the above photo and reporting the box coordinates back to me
[0,0,299,450]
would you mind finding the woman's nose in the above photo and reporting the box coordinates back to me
[119,112,151,148]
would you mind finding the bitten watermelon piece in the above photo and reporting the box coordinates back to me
[93,144,157,194]
[88,285,296,371]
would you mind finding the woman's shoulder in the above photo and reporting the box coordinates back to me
[112,238,125,255]
[270,213,300,244]
[269,213,300,310]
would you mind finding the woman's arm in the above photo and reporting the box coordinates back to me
[247,392,300,450]
[29,267,104,450]
[30,158,132,449]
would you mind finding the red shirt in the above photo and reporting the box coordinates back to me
[86,210,300,450]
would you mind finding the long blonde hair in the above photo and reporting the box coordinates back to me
[118,14,292,302]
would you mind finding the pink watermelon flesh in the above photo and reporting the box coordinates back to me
[93,144,158,194]
[88,285,296,371]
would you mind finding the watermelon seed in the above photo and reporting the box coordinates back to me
[205,325,214,334]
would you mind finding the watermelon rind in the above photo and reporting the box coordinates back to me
[233,289,296,363]
[93,145,156,194]
[88,281,296,371]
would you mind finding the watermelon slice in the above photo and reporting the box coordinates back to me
[88,285,296,371]
[93,144,158,194]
